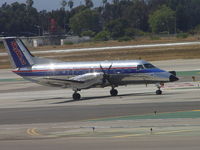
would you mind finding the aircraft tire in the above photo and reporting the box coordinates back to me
[110,89,118,96]
[156,90,162,95]
[73,93,81,100]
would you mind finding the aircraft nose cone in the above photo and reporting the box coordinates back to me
[169,75,179,82]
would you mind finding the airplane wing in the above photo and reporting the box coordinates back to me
[44,72,103,87]
[46,78,85,84]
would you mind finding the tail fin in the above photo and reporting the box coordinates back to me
[2,37,34,68]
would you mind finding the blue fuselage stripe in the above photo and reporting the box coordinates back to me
[14,68,165,77]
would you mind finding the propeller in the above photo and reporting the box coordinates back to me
[100,64,113,85]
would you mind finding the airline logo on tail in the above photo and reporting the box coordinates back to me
[11,41,27,65]
[3,38,31,68]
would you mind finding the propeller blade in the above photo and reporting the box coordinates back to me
[100,65,106,74]
[108,64,113,70]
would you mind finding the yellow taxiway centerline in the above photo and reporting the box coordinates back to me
[192,110,200,112]
[26,128,41,136]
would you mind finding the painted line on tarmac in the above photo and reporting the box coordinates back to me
[0,78,24,82]
[1,41,200,56]
[88,110,200,122]
[193,110,200,112]
[113,129,193,138]
[154,130,193,135]
[164,86,200,91]
[164,82,197,88]
[177,70,200,76]
[114,133,146,138]
[26,128,42,136]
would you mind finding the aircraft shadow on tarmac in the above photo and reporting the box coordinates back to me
[25,91,180,104]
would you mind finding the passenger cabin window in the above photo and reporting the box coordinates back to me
[137,65,144,70]
[144,63,156,69]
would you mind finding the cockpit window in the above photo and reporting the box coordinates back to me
[137,65,144,70]
[144,63,156,69]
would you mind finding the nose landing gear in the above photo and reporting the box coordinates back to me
[156,83,164,95]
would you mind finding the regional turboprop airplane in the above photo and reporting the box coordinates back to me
[2,37,179,100]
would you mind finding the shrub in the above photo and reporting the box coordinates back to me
[176,33,189,39]
[0,42,4,49]
[125,28,135,37]
[118,36,132,42]
[64,41,74,45]
[189,25,200,35]
[94,30,110,41]
[134,29,147,36]
[149,35,160,40]
[81,30,96,37]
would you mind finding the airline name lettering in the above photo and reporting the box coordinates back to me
[11,41,27,65]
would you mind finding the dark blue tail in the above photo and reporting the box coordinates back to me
[3,38,34,68]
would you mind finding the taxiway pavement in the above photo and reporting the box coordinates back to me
[0,59,200,150]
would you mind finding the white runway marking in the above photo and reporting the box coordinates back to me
[1,41,200,56]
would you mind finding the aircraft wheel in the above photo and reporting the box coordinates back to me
[73,93,81,100]
[156,90,162,95]
[110,89,118,96]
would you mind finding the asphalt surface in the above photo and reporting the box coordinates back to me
[1,137,200,150]
[0,101,200,125]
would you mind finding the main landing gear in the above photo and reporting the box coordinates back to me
[73,91,81,101]
[110,88,118,96]
[156,89,162,95]
[72,88,118,100]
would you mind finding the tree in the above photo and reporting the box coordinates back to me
[0,2,39,36]
[26,0,34,8]
[61,0,67,10]
[67,0,74,10]
[149,5,176,34]
[102,0,108,7]
[85,0,93,8]
[122,0,149,31]
[38,10,49,35]
[105,19,129,39]
[113,0,120,5]
[147,0,168,12]
[174,0,200,32]
[1,0,200,37]
[69,9,101,35]
[70,5,87,17]
[48,9,70,33]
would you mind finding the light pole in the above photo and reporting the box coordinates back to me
[34,25,41,36]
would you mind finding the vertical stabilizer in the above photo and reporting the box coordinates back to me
[3,37,34,68]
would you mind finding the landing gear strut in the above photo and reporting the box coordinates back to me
[110,88,118,96]
[155,83,163,95]
[73,92,81,100]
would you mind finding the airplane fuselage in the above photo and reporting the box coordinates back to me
[13,60,174,89]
